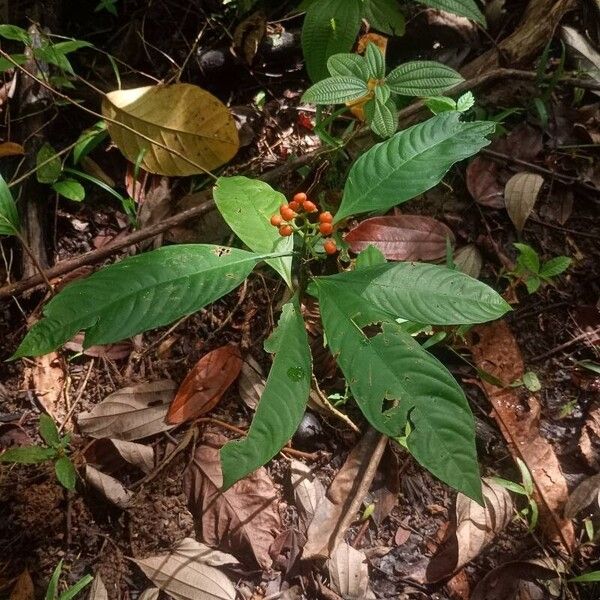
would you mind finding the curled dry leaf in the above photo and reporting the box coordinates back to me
[423,479,512,583]
[504,172,544,232]
[469,321,575,550]
[85,438,154,474]
[85,465,132,509]
[564,474,600,518]
[77,380,176,441]
[102,83,239,176]
[87,574,108,600]
[328,542,376,600]
[133,537,236,600]
[183,432,281,568]
[344,215,454,261]
[167,345,243,425]
[238,355,266,411]
[453,244,483,279]
[290,459,325,531]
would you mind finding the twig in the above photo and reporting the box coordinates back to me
[59,359,94,433]
[531,327,600,362]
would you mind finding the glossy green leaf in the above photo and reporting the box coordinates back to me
[365,97,397,138]
[220,296,311,489]
[386,61,464,96]
[39,414,61,446]
[302,0,362,82]
[37,143,62,184]
[73,121,108,164]
[0,24,31,43]
[214,177,293,287]
[316,285,482,501]
[327,53,369,79]
[362,0,406,35]
[514,243,540,273]
[55,456,77,490]
[52,179,85,201]
[540,256,571,278]
[58,575,94,600]
[302,76,368,104]
[45,561,63,600]
[0,446,55,463]
[355,245,386,269]
[14,245,269,358]
[309,262,510,325]
[0,173,20,237]
[416,0,486,25]
[365,42,385,79]
[337,112,494,222]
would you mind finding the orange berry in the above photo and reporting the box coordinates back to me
[280,205,297,221]
[270,214,283,227]
[319,211,333,224]
[289,200,301,211]
[319,222,333,235]
[279,224,294,237]
[324,239,337,255]
[303,200,318,213]
[293,192,307,204]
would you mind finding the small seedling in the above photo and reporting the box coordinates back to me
[45,560,93,600]
[508,243,571,294]
[0,414,77,490]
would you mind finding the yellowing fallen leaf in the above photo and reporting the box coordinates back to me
[102,83,239,176]
[0,142,24,158]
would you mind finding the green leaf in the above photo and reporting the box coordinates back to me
[355,245,386,269]
[214,177,294,288]
[362,0,406,35]
[0,54,28,72]
[490,477,528,496]
[416,0,486,26]
[374,84,391,104]
[36,143,62,184]
[522,371,541,392]
[456,91,475,112]
[55,456,77,490]
[13,245,268,358]
[39,414,61,446]
[309,262,510,326]
[73,121,108,164]
[364,97,397,138]
[0,24,31,43]
[0,446,55,463]
[302,76,368,104]
[52,179,85,201]
[424,96,457,114]
[58,575,94,600]
[514,243,540,274]
[570,570,600,583]
[539,256,571,278]
[316,286,482,501]
[386,60,464,96]
[0,173,20,237]
[516,457,534,496]
[327,53,369,79]
[46,560,63,600]
[302,0,362,82]
[34,39,92,75]
[220,296,311,488]
[365,42,385,79]
[336,112,495,222]
[525,275,541,294]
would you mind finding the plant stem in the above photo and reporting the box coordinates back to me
[15,232,54,295]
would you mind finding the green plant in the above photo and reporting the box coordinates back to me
[45,560,93,600]
[0,414,77,490]
[95,0,119,16]
[509,243,571,294]
[37,143,86,202]
[302,43,465,137]
[12,107,511,503]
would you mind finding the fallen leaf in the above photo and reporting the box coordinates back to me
[169,537,240,567]
[453,244,483,279]
[504,172,544,232]
[133,537,237,600]
[238,355,266,410]
[564,474,600,518]
[85,438,154,474]
[232,11,266,64]
[580,403,600,469]
[345,215,454,261]
[85,465,132,509]
[466,157,504,208]
[303,429,388,559]
[167,345,243,425]
[24,352,65,423]
[64,334,132,360]
[423,479,512,583]
[184,431,281,568]
[102,83,239,176]
[562,26,600,90]
[138,589,160,600]
[77,380,176,441]
[9,569,34,600]
[445,569,471,600]
[138,176,173,236]
[87,574,108,600]
[328,543,376,600]
[290,459,325,531]
[469,321,575,550]
[0,141,24,158]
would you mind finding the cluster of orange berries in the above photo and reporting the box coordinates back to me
[269,192,338,255]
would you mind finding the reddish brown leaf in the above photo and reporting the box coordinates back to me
[466,157,504,208]
[344,215,454,261]
[167,345,243,425]
[183,431,281,568]
[469,321,575,551]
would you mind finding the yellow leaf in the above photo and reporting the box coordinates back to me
[101,84,239,176]
[0,142,25,158]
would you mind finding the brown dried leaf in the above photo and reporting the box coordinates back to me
[328,543,376,600]
[232,11,266,64]
[423,479,512,583]
[0,142,24,158]
[453,245,483,279]
[85,465,132,509]
[238,355,266,411]
[137,589,160,600]
[469,321,575,550]
[345,215,454,261]
[564,474,600,518]
[77,380,176,441]
[580,403,600,469]
[290,459,325,531]
[167,345,243,425]
[504,172,544,232]
[133,537,236,600]
[169,537,240,567]
[466,157,504,208]
[85,438,154,474]
[24,352,65,422]
[64,334,133,360]
[87,574,108,600]
[9,569,34,600]
[183,431,281,568]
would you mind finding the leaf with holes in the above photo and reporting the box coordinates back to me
[386,61,464,96]
[101,84,239,176]
[220,296,311,488]
[14,245,271,358]
[504,172,544,233]
[417,0,486,25]
[302,76,368,104]
[336,112,495,222]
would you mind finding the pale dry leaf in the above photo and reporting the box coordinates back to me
[85,465,133,509]
[9,569,34,600]
[86,438,155,474]
[453,245,483,279]
[290,459,325,530]
[504,172,544,232]
[328,542,376,600]
[133,537,236,600]
[102,83,239,176]
[184,432,281,568]
[564,473,600,518]
[24,352,65,423]
[174,538,240,568]
[238,355,266,411]
[77,380,176,441]
[87,574,108,600]
[562,26,600,87]
[137,589,160,600]
[423,479,512,583]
